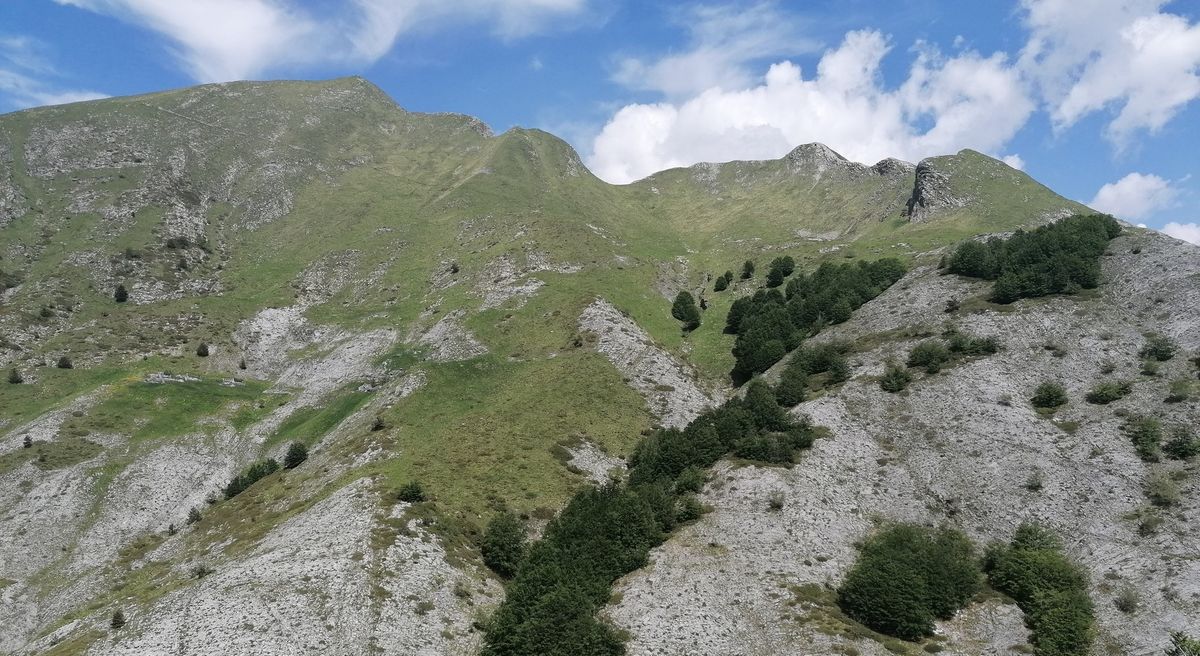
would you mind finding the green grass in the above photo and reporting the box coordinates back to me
[266,389,371,449]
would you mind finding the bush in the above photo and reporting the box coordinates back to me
[114,284,128,303]
[1163,427,1199,461]
[283,441,308,469]
[741,260,755,279]
[1139,334,1178,362]
[1168,633,1200,656]
[482,511,527,579]
[673,466,705,493]
[1146,474,1181,507]
[1085,380,1132,404]
[880,361,912,393]
[775,357,808,406]
[7,368,22,384]
[57,356,73,369]
[984,524,1094,656]
[1113,587,1139,613]
[187,506,202,525]
[196,342,209,357]
[713,276,728,292]
[1032,382,1068,409]
[671,291,701,332]
[945,329,999,356]
[397,481,426,503]
[676,495,703,522]
[1166,379,1193,403]
[837,524,979,641]
[110,609,126,630]
[1123,416,1162,462]
[223,458,279,499]
[946,214,1119,303]
[907,340,952,374]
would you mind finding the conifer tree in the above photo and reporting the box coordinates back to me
[671,291,701,331]
[114,284,128,303]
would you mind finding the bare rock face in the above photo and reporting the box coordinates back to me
[905,158,968,222]
[579,298,720,428]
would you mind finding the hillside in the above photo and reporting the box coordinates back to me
[0,77,1195,656]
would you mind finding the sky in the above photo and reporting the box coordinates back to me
[1,0,1198,243]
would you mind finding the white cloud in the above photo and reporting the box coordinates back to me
[589,30,1033,184]
[1002,154,1026,170]
[1160,221,1200,244]
[1019,0,1200,146]
[0,35,107,109]
[54,0,591,82]
[611,2,819,98]
[1088,172,1179,220]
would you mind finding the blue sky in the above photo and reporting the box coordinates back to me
[1,0,1198,242]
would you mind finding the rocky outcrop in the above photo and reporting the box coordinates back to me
[905,158,968,222]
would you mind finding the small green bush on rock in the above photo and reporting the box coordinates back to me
[1032,382,1068,409]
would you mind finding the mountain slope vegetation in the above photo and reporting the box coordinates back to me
[0,77,1195,656]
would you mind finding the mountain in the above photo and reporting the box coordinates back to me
[0,77,1195,656]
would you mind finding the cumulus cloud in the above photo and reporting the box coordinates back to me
[0,35,106,109]
[611,2,819,98]
[1002,154,1026,170]
[54,0,591,82]
[589,30,1033,183]
[1019,0,1200,145]
[1088,172,1179,220]
[1160,222,1200,244]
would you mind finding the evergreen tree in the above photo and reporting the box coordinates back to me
[670,291,701,331]
[482,511,527,579]
[110,609,126,630]
[187,506,202,525]
[57,356,73,369]
[740,260,755,279]
[114,284,128,303]
[880,361,911,393]
[283,441,308,469]
[7,368,22,384]
[713,276,728,292]
[196,342,209,357]
[775,358,807,407]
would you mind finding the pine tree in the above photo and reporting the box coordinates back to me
[7,368,22,384]
[283,441,308,469]
[57,356,73,369]
[740,260,755,279]
[713,276,728,292]
[482,511,527,578]
[671,291,701,331]
[110,609,126,630]
[775,359,807,407]
[114,284,128,303]
[187,506,202,525]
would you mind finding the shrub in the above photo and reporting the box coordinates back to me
[907,340,952,374]
[23,435,32,449]
[110,609,126,630]
[1167,633,1200,656]
[945,329,999,356]
[187,506,202,525]
[114,284,128,303]
[838,524,979,641]
[1032,382,1068,409]
[57,356,73,369]
[671,291,701,332]
[984,524,1094,656]
[1139,334,1178,362]
[765,256,795,288]
[397,481,426,502]
[1085,380,1132,404]
[673,466,705,493]
[1146,474,1181,507]
[1166,379,1192,403]
[1141,360,1160,376]
[741,260,755,279]
[482,511,527,579]
[7,368,22,384]
[1123,416,1162,462]
[880,361,912,393]
[222,458,279,499]
[196,342,209,357]
[946,214,1119,303]
[713,276,728,292]
[1163,427,1199,461]
[774,357,808,407]
[1113,587,1139,614]
[767,490,785,511]
[283,441,308,469]
[676,495,703,523]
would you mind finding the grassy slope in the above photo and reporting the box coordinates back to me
[0,78,1087,527]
